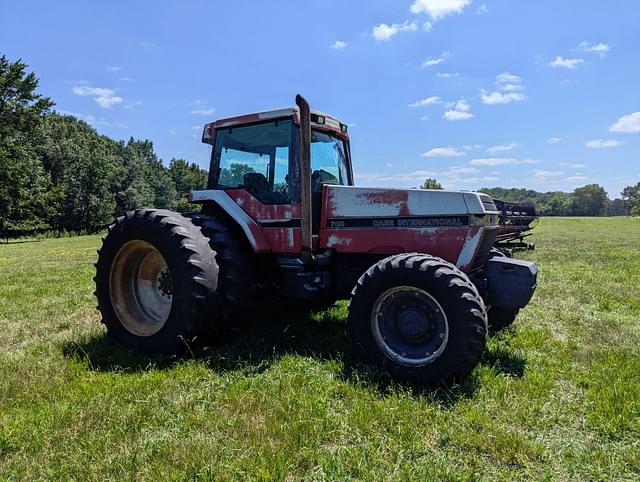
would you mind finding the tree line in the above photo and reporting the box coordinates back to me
[1,55,207,239]
[476,185,639,217]
[419,181,639,218]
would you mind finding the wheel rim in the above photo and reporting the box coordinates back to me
[109,240,173,337]
[371,286,449,366]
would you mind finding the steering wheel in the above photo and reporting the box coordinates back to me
[311,169,339,191]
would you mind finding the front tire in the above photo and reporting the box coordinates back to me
[95,209,218,354]
[348,253,487,383]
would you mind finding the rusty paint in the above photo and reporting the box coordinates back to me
[226,190,294,221]
[359,190,410,216]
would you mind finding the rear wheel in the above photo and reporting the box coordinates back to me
[348,253,487,383]
[186,213,255,326]
[95,209,218,354]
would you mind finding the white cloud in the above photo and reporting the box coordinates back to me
[410,0,472,20]
[443,110,474,121]
[330,40,347,50]
[578,41,610,58]
[436,72,459,78]
[422,21,433,31]
[441,166,478,176]
[408,96,442,107]
[480,90,526,105]
[72,85,123,108]
[585,139,622,149]
[477,4,488,14]
[421,147,465,157]
[486,143,518,154]
[481,73,526,105]
[567,175,588,182]
[191,107,215,116]
[355,169,438,183]
[118,76,135,82]
[609,112,640,134]
[421,51,450,68]
[570,163,587,168]
[123,100,143,110]
[106,66,122,72]
[547,136,563,144]
[420,115,429,121]
[189,99,215,116]
[532,170,564,183]
[453,99,470,111]
[139,41,157,48]
[470,158,539,166]
[549,56,584,69]
[443,99,473,121]
[496,72,521,84]
[372,21,417,41]
[57,110,125,128]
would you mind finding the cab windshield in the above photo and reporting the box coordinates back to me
[213,120,349,204]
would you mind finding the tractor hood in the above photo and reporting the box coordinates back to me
[322,185,500,223]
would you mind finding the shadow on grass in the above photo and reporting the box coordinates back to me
[62,307,525,405]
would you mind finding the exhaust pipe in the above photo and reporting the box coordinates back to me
[296,94,314,264]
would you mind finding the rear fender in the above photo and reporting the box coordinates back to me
[188,190,271,253]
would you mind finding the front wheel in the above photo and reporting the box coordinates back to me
[348,253,488,384]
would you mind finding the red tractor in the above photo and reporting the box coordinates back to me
[95,95,537,383]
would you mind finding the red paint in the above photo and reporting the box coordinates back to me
[319,227,470,267]
[227,190,298,221]
[262,228,301,253]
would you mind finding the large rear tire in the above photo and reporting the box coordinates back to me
[94,209,218,354]
[348,253,487,384]
[186,213,255,326]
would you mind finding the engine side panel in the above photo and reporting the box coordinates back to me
[319,185,496,271]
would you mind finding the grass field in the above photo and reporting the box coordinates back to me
[1,217,639,480]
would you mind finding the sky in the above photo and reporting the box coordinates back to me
[2,0,639,197]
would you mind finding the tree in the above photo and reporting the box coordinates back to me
[572,184,609,216]
[420,178,443,190]
[0,55,54,237]
[169,158,208,212]
[607,198,629,216]
[169,158,208,196]
[622,182,640,214]
[219,163,255,187]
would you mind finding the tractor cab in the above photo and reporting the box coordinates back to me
[202,106,353,205]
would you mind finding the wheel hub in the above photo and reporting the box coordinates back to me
[372,286,449,366]
[157,268,173,298]
[109,240,173,337]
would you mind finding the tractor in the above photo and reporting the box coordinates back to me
[95,95,537,383]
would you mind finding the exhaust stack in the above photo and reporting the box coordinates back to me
[296,94,314,264]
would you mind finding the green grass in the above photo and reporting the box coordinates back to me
[1,217,639,480]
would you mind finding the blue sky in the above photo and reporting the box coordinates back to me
[2,0,639,197]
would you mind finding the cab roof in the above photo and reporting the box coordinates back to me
[201,107,349,144]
